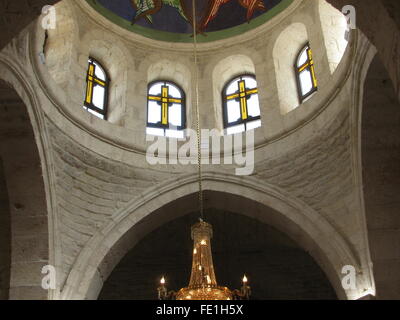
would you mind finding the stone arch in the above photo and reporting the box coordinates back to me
[361,54,400,299]
[0,73,51,299]
[60,173,370,300]
[273,23,309,115]
[147,59,192,90]
[212,55,257,131]
[318,0,349,74]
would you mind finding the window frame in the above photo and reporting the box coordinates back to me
[221,74,261,131]
[295,43,318,103]
[146,80,187,136]
[84,57,110,120]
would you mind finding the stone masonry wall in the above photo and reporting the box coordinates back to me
[0,0,383,299]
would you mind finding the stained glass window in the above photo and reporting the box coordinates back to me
[146,81,186,138]
[83,58,109,120]
[222,75,261,135]
[295,44,318,103]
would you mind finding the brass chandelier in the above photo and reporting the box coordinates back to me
[157,219,251,300]
[156,0,251,301]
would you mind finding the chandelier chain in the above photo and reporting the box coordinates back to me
[192,0,203,220]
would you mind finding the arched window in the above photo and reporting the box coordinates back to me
[83,57,109,120]
[295,44,318,103]
[146,81,186,138]
[222,75,261,135]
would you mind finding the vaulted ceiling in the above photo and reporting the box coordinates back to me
[96,0,284,34]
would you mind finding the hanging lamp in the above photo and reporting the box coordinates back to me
[156,0,251,301]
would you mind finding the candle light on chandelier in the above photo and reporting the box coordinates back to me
[240,275,251,300]
[157,276,166,300]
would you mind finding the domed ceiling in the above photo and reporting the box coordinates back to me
[86,0,293,42]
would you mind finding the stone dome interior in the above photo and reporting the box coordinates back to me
[88,0,292,42]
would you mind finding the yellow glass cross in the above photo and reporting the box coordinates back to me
[298,48,318,88]
[226,80,258,120]
[85,63,106,105]
[148,85,182,125]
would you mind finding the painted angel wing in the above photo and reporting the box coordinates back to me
[130,0,162,24]
[200,0,232,31]
[238,0,266,21]
[162,0,189,21]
